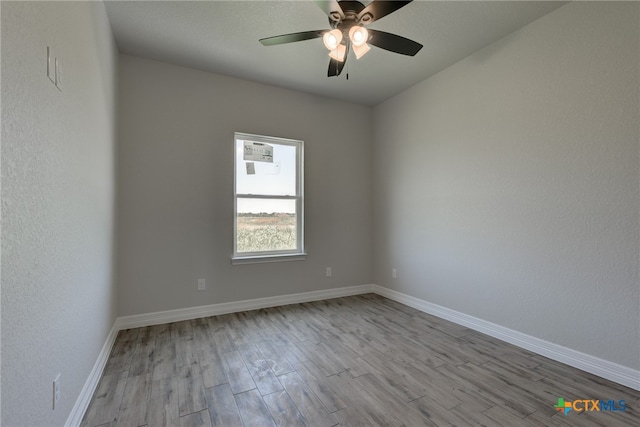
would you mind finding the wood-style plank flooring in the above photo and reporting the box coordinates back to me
[81,294,638,426]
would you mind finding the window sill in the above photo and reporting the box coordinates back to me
[231,253,307,265]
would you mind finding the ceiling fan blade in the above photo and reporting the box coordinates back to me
[259,30,324,46]
[328,57,341,77]
[328,43,349,77]
[357,0,413,25]
[314,0,344,19]
[367,29,422,56]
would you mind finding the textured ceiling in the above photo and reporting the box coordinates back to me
[104,0,567,106]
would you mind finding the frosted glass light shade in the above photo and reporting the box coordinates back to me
[328,44,346,62]
[353,43,371,59]
[349,26,369,47]
[323,29,343,50]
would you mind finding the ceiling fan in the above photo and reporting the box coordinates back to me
[259,0,423,77]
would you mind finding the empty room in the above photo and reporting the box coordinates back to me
[1,1,638,426]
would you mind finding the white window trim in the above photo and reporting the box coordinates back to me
[232,132,305,263]
[231,253,307,265]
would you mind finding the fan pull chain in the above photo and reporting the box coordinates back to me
[346,52,350,80]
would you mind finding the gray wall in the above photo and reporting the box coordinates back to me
[1,2,118,426]
[116,55,373,316]
[2,3,637,426]
[373,1,639,370]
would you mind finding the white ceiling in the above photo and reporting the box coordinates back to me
[104,0,567,106]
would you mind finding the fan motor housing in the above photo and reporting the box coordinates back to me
[328,1,366,26]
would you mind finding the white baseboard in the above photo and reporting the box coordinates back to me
[69,282,639,426]
[116,284,375,330]
[372,284,640,391]
[65,322,120,427]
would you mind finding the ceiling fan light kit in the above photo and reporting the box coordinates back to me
[259,0,423,77]
[325,26,367,62]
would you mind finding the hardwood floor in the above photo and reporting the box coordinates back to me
[81,294,638,426]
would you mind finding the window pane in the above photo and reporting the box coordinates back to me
[236,139,297,196]
[236,198,297,253]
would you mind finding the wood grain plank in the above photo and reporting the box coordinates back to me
[481,404,530,426]
[192,324,216,354]
[149,324,170,342]
[116,373,151,427]
[352,372,436,426]
[175,335,198,368]
[294,341,343,376]
[292,361,347,413]
[128,329,156,377]
[204,383,244,427]
[332,407,385,427]
[103,329,138,374]
[358,351,433,403]
[209,317,236,354]
[327,373,401,426]
[237,313,267,343]
[255,339,295,376]
[177,363,207,416]
[409,394,476,426]
[222,350,256,394]
[456,362,538,416]
[179,409,213,427]
[271,335,308,364]
[197,346,228,389]
[523,410,571,426]
[223,313,255,347]
[234,388,277,427]
[148,377,179,427]
[263,390,308,427]
[335,332,375,357]
[82,371,128,426]
[173,320,194,340]
[253,309,283,338]
[262,308,305,342]
[241,347,283,395]
[278,371,337,427]
[152,338,177,381]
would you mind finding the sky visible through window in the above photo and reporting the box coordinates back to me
[235,139,297,214]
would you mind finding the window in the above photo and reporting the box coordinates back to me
[233,132,305,263]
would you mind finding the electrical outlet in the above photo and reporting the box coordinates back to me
[392,268,397,279]
[326,267,332,277]
[52,374,61,410]
[197,279,206,291]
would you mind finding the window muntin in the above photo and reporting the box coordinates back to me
[233,133,304,261]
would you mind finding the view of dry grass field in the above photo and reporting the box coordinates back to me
[237,214,296,252]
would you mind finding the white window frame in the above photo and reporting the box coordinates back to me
[232,132,305,264]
